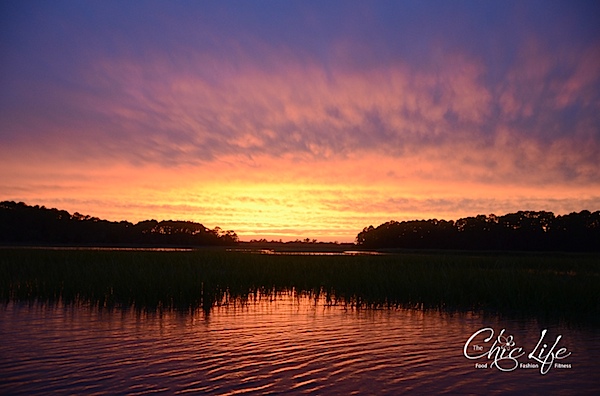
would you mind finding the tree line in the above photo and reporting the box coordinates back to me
[356,210,600,251]
[3,202,598,251]
[0,201,238,246]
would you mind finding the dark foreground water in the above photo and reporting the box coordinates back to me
[1,293,598,395]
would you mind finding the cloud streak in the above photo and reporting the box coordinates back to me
[7,49,596,183]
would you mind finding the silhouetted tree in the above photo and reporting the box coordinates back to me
[356,210,600,252]
[0,201,238,247]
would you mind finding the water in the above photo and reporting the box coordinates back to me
[1,294,598,394]
[226,248,385,256]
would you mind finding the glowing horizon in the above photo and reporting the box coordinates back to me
[1,1,599,242]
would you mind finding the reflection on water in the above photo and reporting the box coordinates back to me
[226,248,385,256]
[6,246,196,252]
[1,294,598,394]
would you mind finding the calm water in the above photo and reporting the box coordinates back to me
[1,293,598,395]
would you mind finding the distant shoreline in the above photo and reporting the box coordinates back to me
[2,201,599,252]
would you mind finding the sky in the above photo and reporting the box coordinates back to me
[1,1,599,242]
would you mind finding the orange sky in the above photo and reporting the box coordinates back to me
[1,2,599,242]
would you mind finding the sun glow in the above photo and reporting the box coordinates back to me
[2,148,598,242]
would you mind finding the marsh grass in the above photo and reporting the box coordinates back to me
[1,248,598,323]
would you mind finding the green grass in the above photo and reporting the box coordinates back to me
[1,248,599,323]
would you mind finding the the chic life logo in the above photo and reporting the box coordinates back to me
[463,327,572,375]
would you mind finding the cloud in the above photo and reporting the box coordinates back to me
[83,48,600,183]
[2,45,599,188]
[2,1,600,240]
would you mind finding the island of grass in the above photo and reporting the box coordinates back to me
[1,247,598,325]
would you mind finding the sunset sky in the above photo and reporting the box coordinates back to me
[1,1,599,242]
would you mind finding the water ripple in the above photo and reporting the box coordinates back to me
[1,297,598,394]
